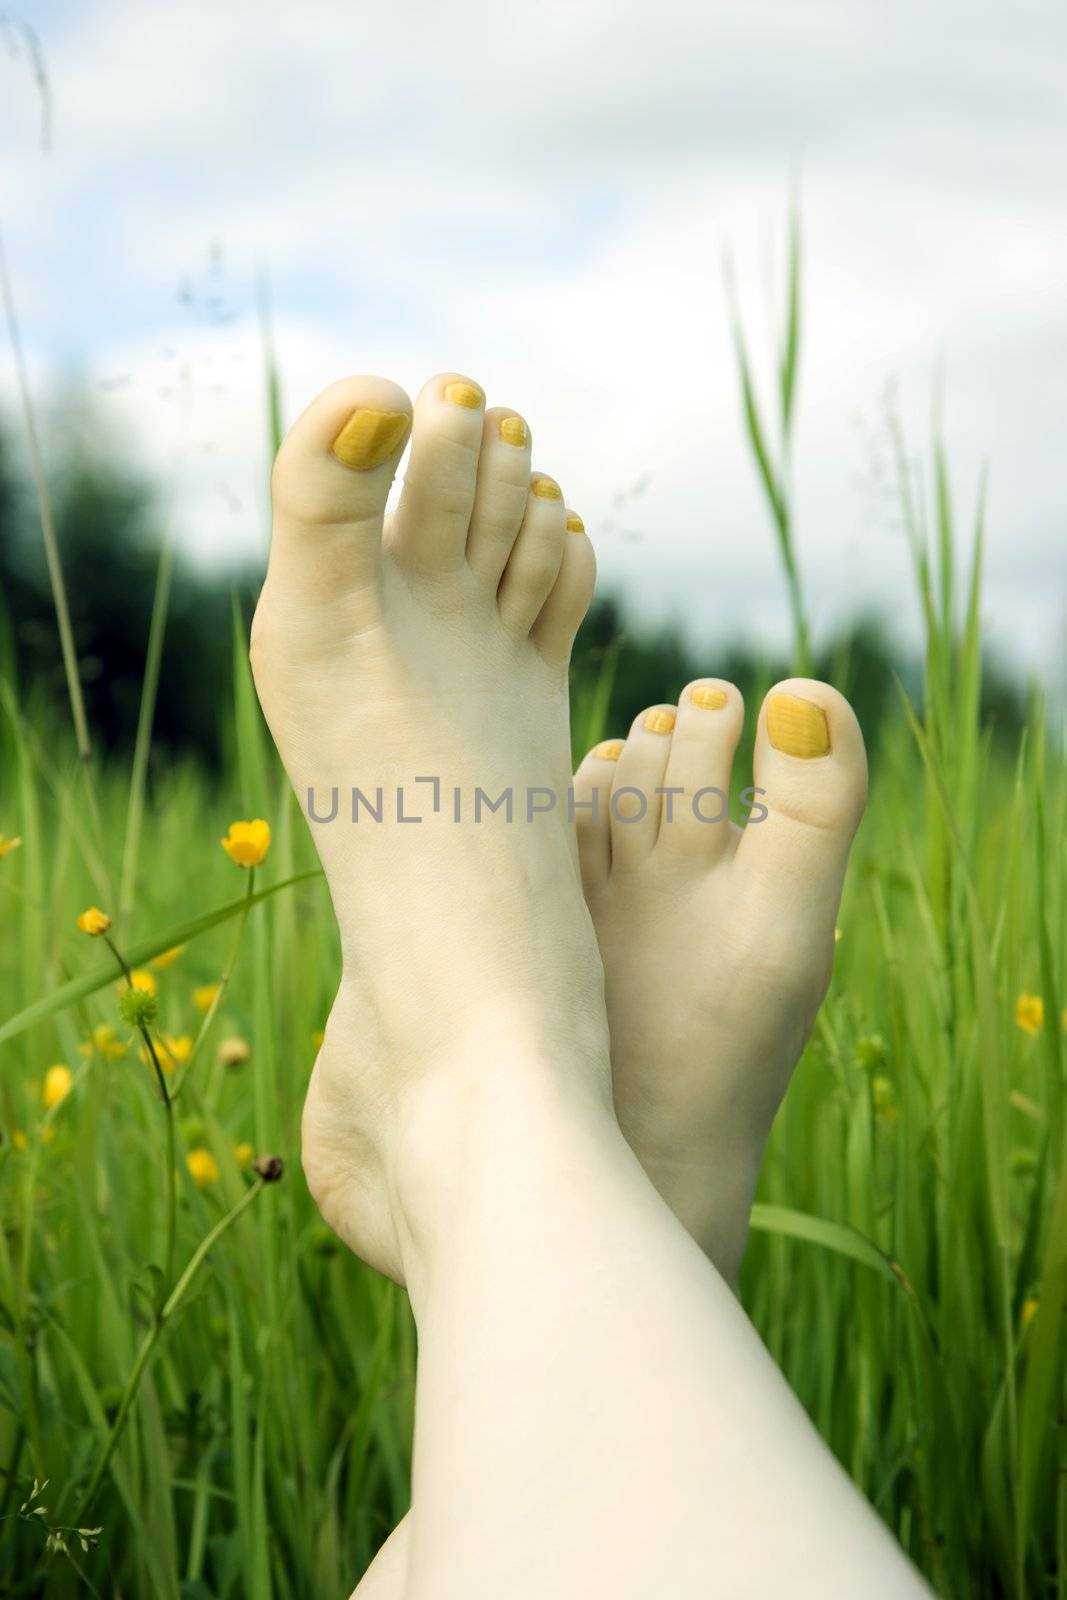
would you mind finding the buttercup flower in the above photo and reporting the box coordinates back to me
[193,982,222,1014]
[1015,994,1044,1036]
[186,1147,220,1188]
[0,834,22,859]
[42,1064,73,1108]
[77,907,111,936]
[80,1024,129,1060]
[129,969,157,996]
[233,1141,254,1168]
[150,945,186,970]
[11,1130,28,1152]
[221,819,271,868]
[218,1035,250,1067]
[143,1034,193,1073]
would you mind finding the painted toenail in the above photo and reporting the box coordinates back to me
[767,694,831,758]
[331,409,411,471]
[444,380,484,408]
[593,739,625,760]
[566,513,585,534]
[690,686,728,710]
[643,709,676,735]
[499,415,528,446]
[532,476,563,499]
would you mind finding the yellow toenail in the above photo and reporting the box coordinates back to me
[766,694,831,758]
[444,381,484,409]
[566,513,585,533]
[593,739,625,761]
[690,686,728,710]
[331,409,410,471]
[532,476,563,499]
[643,709,676,735]
[499,415,528,446]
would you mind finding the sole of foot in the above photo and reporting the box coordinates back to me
[252,373,611,1281]
[574,677,868,1283]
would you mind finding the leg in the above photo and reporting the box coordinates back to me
[395,1053,929,1599]
[358,674,874,1596]
[255,375,928,1598]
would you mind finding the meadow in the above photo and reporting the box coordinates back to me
[0,236,1064,1599]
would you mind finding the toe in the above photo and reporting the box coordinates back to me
[609,705,677,869]
[655,679,744,864]
[267,374,412,603]
[530,511,596,664]
[735,678,868,962]
[466,408,534,586]
[390,372,486,573]
[495,475,568,636]
[572,738,621,891]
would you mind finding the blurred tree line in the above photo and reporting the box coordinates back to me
[0,406,1026,774]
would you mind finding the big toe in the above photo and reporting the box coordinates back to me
[266,374,412,608]
[735,679,868,965]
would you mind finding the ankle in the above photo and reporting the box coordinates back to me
[387,1028,614,1291]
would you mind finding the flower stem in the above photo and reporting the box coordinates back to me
[103,934,177,1290]
[172,867,256,1101]
[72,1178,266,1524]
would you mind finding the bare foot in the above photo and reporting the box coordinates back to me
[251,372,607,1281]
[574,677,868,1283]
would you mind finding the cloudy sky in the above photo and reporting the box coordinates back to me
[2,0,1065,691]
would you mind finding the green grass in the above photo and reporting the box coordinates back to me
[0,229,1064,1597]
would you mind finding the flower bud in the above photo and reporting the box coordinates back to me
[119,986,158,1028]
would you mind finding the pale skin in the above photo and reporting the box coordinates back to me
[252,371,932,1599]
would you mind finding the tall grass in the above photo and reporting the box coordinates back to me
[0,227,1063,1597]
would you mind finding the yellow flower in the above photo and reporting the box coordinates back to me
[11,1129,29,1152]
[186,1147,220,1188]
[0,834,22,859]
[233,1141,254,1169]
[218,1035,250,1067]
[1020,1296,1039,1331]
[42,1064,73,1108]
[193,982,222,1014]
[150,944,186,970]
[80,1023,128,1060]
[129,968,157,996]
[1015,994,1044,1036]
[221,818,271,868]
[77,907,111,936]
[143,1033,193,1073]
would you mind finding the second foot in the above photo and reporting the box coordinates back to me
[574,677,868,1283]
